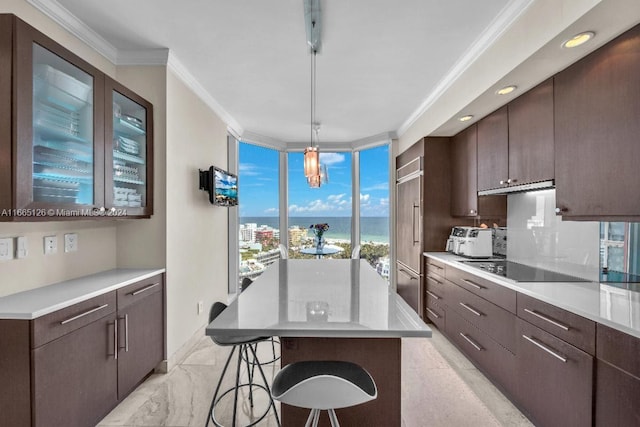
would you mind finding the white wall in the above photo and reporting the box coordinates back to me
[164,69,229,359]
[507,190,600,281]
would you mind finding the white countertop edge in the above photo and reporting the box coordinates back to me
[424,252,640,340]
[205,327,432,339]
[0,268,166,320]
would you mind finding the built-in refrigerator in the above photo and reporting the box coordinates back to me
[395,137,463,318]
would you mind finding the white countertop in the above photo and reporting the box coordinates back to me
[0,268,166,320]
[207,259,431,338]
[425,252,640,340]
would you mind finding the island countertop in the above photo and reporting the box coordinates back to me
[425,252,640,340]
[207,259,431,338]
[0,268,166,320]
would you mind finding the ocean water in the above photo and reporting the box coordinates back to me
[241,216,389,244]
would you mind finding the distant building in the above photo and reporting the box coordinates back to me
[288,226,308,247]
[256,248,281,266]
[254,229,274,244]
[376,257,390,279]
[239,223,258,242]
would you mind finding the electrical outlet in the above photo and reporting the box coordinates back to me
[197,301,204,315]
[64,233,78,253]
[16,236,28,259]
[43,235,57,255]
[0,238,13,261]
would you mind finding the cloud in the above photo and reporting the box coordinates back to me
[319,152,346,166]
[264,207,278,214]
[239,163,261,176]
[288,194,351,214]
[360,193,371,202]
[362,182,389,192]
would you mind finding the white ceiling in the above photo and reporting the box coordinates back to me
[35,0,640,146]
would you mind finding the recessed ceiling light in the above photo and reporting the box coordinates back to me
[496,85,517,95]
[562,31,595,49]
[459,115,473,122]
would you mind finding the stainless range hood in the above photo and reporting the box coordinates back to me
[477,180,554,196]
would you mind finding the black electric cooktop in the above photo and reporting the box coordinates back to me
[461,260,587,282]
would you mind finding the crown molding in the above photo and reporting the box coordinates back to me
[26,0,244,137]
[117,48,170,66]
[166,52,243,137]
[397,0,535,137]
[26,0,118,63]
[239,131,288,151]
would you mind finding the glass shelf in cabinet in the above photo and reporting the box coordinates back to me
[113,118,146,137]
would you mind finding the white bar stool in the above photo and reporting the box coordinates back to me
[271,360,377,427]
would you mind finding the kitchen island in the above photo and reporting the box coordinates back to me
[207,259,431,427]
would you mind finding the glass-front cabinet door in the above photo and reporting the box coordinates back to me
[14,19,105,215]
[105,78,153,217]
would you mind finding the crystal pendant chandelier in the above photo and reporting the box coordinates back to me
[303,0,322,187]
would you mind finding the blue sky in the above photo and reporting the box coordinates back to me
[238,142,389,217]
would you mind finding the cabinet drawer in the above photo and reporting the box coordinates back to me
[518,293,595,355]
[425,274,450,306]
[517,318,593,427]
[596,323,640,378]
[425,298,445,331]
[117,274,164,310]
[446,309,516,396]
[425,257,445,279]
[449,283,516,352]
[32,292,116,348]
[445,265,516,313]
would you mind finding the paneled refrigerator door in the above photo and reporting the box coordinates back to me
[396,174,422,273]
[105,77,153,217]
[14,19,105,212]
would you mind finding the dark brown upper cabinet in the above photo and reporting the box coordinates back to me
[451,124,506,219]
[0,14,153,220]
[477,106,509,192]
[508,79,554,188]
[105,77,154,218]
[476,79,554,194]
[555,24,640,220]
[451,124,478,217]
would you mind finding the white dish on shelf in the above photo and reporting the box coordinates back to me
[35,64,91,101]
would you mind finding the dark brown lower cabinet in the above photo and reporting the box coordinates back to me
[445,309,517,398]
[396,262,422,317]
[33,313,118,427]
[595,360,640,426]
[117,287,164,398]
[0,274,165,427]
[516,318,593,427]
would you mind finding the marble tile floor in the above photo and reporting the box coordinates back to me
[97,329,532,427]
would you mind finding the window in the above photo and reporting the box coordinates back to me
[359,145,390,279]
[287,151,352,259]
[237,142,280,285]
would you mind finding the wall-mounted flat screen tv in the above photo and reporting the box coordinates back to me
[199,166,238,206]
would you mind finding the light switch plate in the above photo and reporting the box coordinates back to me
[16,236,28,259]
[64,233,78,253]
[44,235,57,255]
[0,238,13,261]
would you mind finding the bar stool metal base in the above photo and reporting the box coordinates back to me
[206,343,280,427]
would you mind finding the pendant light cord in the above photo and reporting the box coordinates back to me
[310,46,317,148]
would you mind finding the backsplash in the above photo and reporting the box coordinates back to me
[507,189,600,281]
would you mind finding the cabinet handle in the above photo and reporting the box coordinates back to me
[131,282,161,296]
[499,180,505,185]
[469,209,476,215]
[429,263,443,271]
[124,314,129,352]
[509,178,517,184]
[555,207,568,214]
[113,319,118,360]
[522,334,567,363]
[462,279,484,290]
[459,333,483,351]
[399,269,418,280]
[412,203,420,244]
[426,290,441,300]
[427,276,442,285]
[459,302,483,317]
[60,304,109,325]
[524,308,570,331]
[426,308,441,319]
